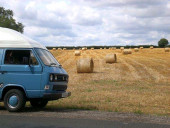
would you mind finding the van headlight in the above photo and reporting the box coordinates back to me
[49,74,54,82]
[49,74,68,82]
[54,75,58,81]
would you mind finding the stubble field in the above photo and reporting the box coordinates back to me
[49,48,170,116]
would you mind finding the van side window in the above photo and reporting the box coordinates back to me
[4,50,38,65]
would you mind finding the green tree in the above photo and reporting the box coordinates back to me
[0,7,24,33]
[158,38,169,47]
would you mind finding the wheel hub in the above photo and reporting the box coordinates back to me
[8,95,18,108]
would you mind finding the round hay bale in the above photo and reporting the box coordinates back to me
[150,46,154,49]
[105,54,117,63]
[140,47,143,49]
[128,49,132,54]
[100,48,102,49]
[91,48,94,50]
[82,48,86,51]
[112,47,116,50]
[75,51,81,56]
[120,47,124,50]
[123,49,132,55]
[134,48,139,52]
[165,48,169,52]
[58,48,62,50]
[63,48,66,50]
[52,48,56,51]
[76,58,94,73]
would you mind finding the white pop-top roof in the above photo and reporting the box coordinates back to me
[0,27,47,49]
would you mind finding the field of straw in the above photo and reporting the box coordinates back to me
[49,48,170,115]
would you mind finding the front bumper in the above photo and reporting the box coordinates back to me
[43,92,71,100]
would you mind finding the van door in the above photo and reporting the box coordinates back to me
[1,49,42,98]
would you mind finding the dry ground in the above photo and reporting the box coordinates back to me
[48,48,170,116]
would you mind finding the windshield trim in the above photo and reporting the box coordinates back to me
[35,48,61,67]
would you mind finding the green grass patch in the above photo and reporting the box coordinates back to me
[134,110,143,115]
[88,79,122,86]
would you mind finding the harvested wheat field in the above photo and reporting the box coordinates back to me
[49,48,170,115]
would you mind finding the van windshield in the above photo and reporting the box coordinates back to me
[35,49,60,66]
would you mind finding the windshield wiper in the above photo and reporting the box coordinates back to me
[50,63,62,67]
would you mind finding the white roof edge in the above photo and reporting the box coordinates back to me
[0,27,47,50]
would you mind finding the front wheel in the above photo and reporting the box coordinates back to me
[4,89,26,112]
[30,99,48,108]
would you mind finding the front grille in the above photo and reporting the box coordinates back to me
[53,85,67,91]
[57,75,68,82]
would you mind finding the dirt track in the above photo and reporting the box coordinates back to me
[0,108,169,125]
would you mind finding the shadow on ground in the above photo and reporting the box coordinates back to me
[0,105,96,113]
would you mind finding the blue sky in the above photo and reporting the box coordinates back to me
[1,0,170,46]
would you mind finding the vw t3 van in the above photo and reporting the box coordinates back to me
[0,27,71,112]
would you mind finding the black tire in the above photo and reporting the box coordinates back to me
[30,99,48,108]
[4,89,26,112]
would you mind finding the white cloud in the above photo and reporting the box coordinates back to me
[0,0,170,46]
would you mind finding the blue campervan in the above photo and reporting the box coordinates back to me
[0,27,71,112]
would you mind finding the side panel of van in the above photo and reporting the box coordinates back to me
[0,49,4,98]
[0,49,43,98]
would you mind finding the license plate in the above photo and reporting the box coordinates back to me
[62,93,68,97]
